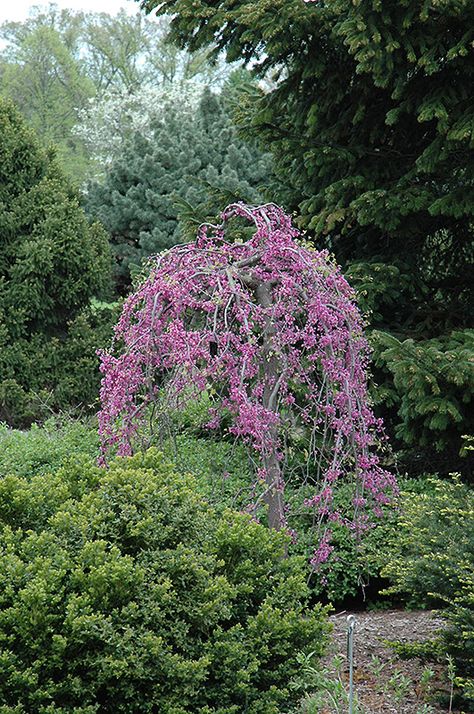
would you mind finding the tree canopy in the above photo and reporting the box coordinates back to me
[0,18,93,181]
[0,5,234,181]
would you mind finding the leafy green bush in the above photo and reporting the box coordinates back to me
[0,410,393,606]
[0,417,99,478]
[0,448,329,713]
[286,480,400,605]
[152,393,396,605]
[381,476,474,706]
[0,410,388,605]
[163,429,399,605]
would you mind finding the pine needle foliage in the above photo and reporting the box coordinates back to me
[85,87,272,292]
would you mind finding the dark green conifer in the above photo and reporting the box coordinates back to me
[0,99,112,424]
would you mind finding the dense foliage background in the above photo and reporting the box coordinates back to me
[84,86,271,291]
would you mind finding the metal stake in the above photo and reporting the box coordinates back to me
[347,615,356,714]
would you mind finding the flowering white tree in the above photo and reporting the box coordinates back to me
[75,82,206,170]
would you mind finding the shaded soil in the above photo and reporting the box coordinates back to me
[323,609,456,713]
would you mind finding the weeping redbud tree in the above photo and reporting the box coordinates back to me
[98,203,397,565]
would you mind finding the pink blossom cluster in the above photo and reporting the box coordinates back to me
[98,202,397,564]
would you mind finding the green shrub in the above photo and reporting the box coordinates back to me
[0,448,329,713]
[161,434,252,507]
[0,301,119,427]
[381,476,474,706]
[2,412,390,605]
[286,480,400,605]
[162,434,400,605]
[0,417,99,478]
[155,398,396,605]
[0,412,392,607]
[114,392,405,605]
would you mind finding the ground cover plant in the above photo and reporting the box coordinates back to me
[0,417,100,478]
[0,447,329,713]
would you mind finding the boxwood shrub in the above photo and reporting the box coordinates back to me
[0,448,329,713]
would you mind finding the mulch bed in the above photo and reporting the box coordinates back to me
[322,609,456,713]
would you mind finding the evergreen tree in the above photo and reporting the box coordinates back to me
[85,86,272,291]
[0,98,112,425]
[141,0,474,470]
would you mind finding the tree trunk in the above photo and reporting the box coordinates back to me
[256,280,285,531]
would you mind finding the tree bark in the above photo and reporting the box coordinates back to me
[256,279,285,531]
